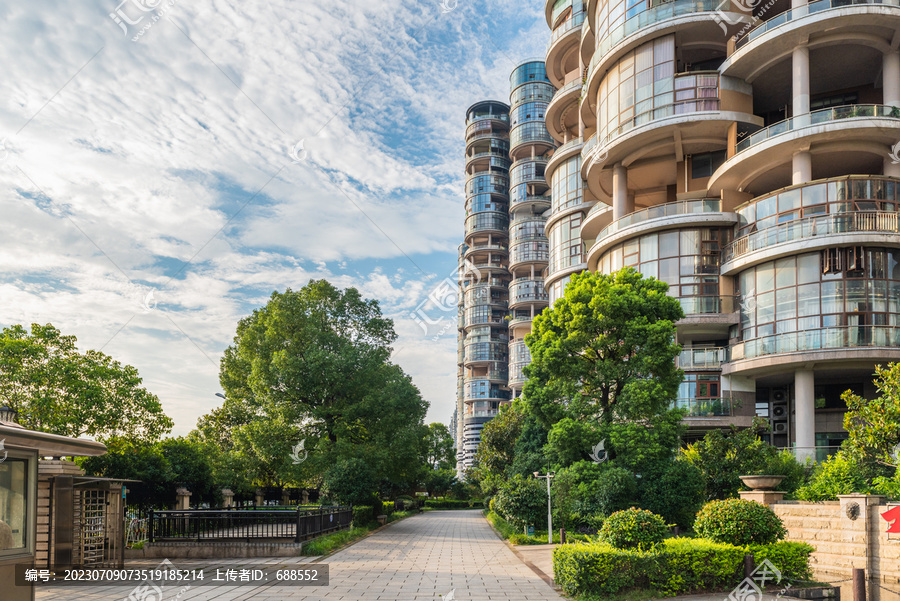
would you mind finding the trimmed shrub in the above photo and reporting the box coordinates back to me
[552,537,814,598]
[796,452,869,501]
[569,513,605,535]
[694,499,787,545]
[351,505,375,527]
[553,542,651,596]
[382,501,395,515]
[424,499,483,509]
[599,507,668,550]
[394,496,419,512]
[651,537,745,595]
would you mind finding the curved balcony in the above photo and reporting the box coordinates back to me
[462,276,509,291]
[510,157,548,190]
[509,241,550,269]
[509,278,549,309]
[510,122,557,158]
[508,310,536,329]
[511,194,552,213]
[465,173,509,197]
[464,290,508,311]
[508,339,532,388]
[724,0,900,76]
[676,347,728,370]
[464,341,509,365]
[466,117,510,141]
[546,136,584,180]
[546,11,585,87]
[585,200,736,263]
[465,212,510,237]
[464,310,507,329]
[585,0,743,100]
[466,150,511,171]
[466,258,510,277]
[465,364,509,383]
[722,212,900,273]
[726,326,900,374]
[463,241,508,261]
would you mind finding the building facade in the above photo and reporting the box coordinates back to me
[457,63,557,474]
[545,0,900,460]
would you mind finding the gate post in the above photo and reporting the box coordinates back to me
[149,509,155,544]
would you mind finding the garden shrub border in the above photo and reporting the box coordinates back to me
[553,538,815,597]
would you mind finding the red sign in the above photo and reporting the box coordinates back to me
[881,506,900,533]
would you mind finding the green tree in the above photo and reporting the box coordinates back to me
[493,475,547,530]
[842,363,900,468]
[423,423,455,470]
[0,323,172,441]
[474,403,526,494]
[216,281,427,496]
[523,269,684,431]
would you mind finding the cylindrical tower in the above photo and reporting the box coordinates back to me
[508,60,555,396]
[456,242,467,477]
[461,100,513,470]
[546,0,900,461]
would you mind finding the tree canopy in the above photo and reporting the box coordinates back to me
[0,323,172,441]
[842,362,900,467]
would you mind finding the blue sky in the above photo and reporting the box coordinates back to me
[0,0,549,435]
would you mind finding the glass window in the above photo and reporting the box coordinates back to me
[756,262,774,292]
[775,257,796,288]
[0,458,28,551]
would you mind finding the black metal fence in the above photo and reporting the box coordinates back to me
[149,506,352,543]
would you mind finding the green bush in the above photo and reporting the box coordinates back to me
[694,499,786,545]
[493,475,547,529]
[796,452,869,501]
[394,496,419,512]
[599,508,668,550]
[351,505,375,527]
[424,499,483,509]
[321,458,376,506]
[569,513,605,534]
[552,537,814,597]
[381,501,395,515]
[593,467,638,516]
[750,541,815,582]
[652,537,745,595]
[638,460,706,530]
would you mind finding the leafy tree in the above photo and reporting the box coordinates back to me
[523,269,684,467]
[0,323,173,441]
[423,423,455,470]
[321,457,375,506]
[523,268,684,432]
[842,363,900,468]
[474,403,526,494]
[636,460,705,530]
[215,281,427,497]
[509,416,549,478]
[493,475,547,530]
[423,469,456,497]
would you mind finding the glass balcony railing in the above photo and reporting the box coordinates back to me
[736,105,900,154]
[508,312,535,327]
[549,80,583,109]
[510,245,550,265]
[550,136,584,166]
[676,347,728,370]
[510,122,556,149]
[674,397,733,417]
[466,117,510,139]
[464,342,509,363]
[597,199,724,242]
[548,10,586,49]
[510,278,549,304]
[511,194,552,209]
[679,295,737,315]
[589,0,722,78]
[581,133,599,162]
[735,0,890,51]
[724,211,900,263]
[730,326,900,361]
[465,213,510,236]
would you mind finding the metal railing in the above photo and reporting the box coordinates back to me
[735,0,890,50]
[149,506,351,543]
[675,397,733,417]
[730,326,900,361]
[677,347,728,369]
[736,105,900,153]
[597,199,724,242]
[466,117,509,139]
[724,211,900,262]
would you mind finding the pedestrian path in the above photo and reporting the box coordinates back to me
[34,510,563,601]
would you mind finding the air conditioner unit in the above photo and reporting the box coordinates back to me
[772,404,788,419]
[773,390,786,402]
[773,422,788,433]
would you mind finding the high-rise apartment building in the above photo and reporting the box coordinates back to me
[457,63,557,474]
[545,0,900,461]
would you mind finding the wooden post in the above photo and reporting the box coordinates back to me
[743,554,755,579]
[853,568,866,601]
[559,527,566,544]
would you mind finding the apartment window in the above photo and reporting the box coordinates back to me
[691,150,727,179]
[548,214,585,274]
[551,155,584,212]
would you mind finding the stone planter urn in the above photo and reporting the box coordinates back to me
[739,475,786,490]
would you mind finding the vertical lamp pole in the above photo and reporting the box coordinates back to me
[533,470,555,544]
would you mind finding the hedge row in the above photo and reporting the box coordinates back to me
[424,499,483,509]
[553,538,814,597]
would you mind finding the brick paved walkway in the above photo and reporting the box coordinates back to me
[34,510,563,600]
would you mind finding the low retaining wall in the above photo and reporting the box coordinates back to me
[126,541,307,559]
[770,495,900,601]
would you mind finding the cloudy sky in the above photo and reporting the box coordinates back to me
[0,0,550,436]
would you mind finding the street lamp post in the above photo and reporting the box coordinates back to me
[533,470,555,544]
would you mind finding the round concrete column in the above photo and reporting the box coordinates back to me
[795,370,816,463]
[793,151,812,185]
[884,49,900,107]
[792,46,810,126]
[612,163,632,220]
